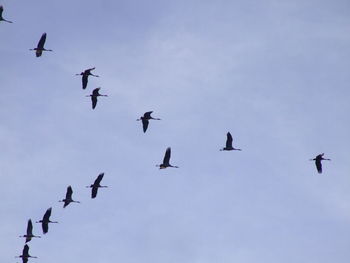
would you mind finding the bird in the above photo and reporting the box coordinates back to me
[59,186,81,208]
[76,67,99,89]
[86,173,108,198]
[86,88,107,109]
[220,132,242,151]
[15,244,37,263]
[19,219,41,243]
[35,207,58,234]
[157,147,179,169]
[0,6,13,23]
[310,153,331,174]
[29,33,53,57]
[137,111,161,133]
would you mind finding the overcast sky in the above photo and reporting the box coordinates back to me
[1,0,350,262]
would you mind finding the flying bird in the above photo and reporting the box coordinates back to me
[35,207,58,234]
[310,153,331,173]
[86,88,107,109]
[220,132,242,151]
[19,219,41,243]
[0,5,13,23]
[59,186,81,208]
[137,111,161,133]
[29,33,53,57]
[157,147,179,169]
[16,244,37,263]
[76,67,99,89]
[86,173,108,198]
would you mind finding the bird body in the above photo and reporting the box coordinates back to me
[137,111,161,133]
[36,207,58,234]
[76,67,99,89]
[220,132,241,151]
[86,88,107,109]
[30,33,52,57]
[59,186,80,208]
[157,147,179,169]
[19,219,41,243]
[16,244,37,263]
[310,153,330,173]
[0,6,13,23]
[87,173,108,198]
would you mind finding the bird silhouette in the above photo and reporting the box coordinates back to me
[157,147,179,169]
[86,88,107,109]
[0,5,13,23]
[15,244,37,263]
[59,186,81,208]
[310,153,330,173]
[76,67,99,89]
[35,207,58,234]
[19,219,41,243]
[220,132,242,151]
[29,33,52,57]
[86,173,108,198]
[137,111,161,133]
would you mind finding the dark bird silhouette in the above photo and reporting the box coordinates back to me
[220,132,242,151]
[59,186,81,208]
[86,173,108,198]
[76,67,99,89]
[16,244,37,263]
[0,5,13,23]
[310,153,330,173]
[19,219,41,243]
[157,147,179,169]
[35,207,58,234]
[29,33,53,57]
[136,111,161,133]
[86,88,107,109]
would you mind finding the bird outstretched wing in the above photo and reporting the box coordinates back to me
[0,6,4,17]
[42,222,49,234]
[27,219,33,235]
[142,119,149,133]
[163,147,171,165]
[66,186,73,199]
[226,132,233,148]
[91,96,97,109]
[82,75,88,89]
[144,111,153,118]
[92,187,98,199]
[94,173,104,185]
[92,88,100,96]
[23,244,29,256]
[85,67,95,73]
[37,33,47,49]
[43,207,52,221]
[315,159,322,173]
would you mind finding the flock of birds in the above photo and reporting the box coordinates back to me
[16,173,108,263]
[2,5,332,262]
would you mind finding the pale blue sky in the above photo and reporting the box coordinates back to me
[1,0,350,262]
